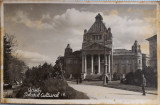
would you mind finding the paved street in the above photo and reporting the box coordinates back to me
[69,83,157,100]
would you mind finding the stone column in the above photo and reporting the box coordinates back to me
[105,55,108,73]
[108,54,110,73]
[91,54,93,74]
[98,54,100,74]
[103,54,108,85]
[84,54,87,73]
[82,55,84,73]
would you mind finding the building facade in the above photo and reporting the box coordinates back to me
[63,14,149,80]
[146,35,157,72]
[81,13,112,80]
[64,44,82,78]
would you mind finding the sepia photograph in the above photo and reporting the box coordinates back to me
[1,0,160,104]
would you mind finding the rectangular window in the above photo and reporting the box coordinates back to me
[92,36,95,40]
[92,35,102,40]
[139,60,141,64]
[67,59,72,64]
[99,35,102,40]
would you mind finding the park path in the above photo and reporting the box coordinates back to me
[69,83,157,100]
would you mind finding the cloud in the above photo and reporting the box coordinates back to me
[50,8,99,50]
[53,8,156,53]
[13,50,53,67]
[110,10,119,15]
[7,7,156,67]
[102,14,156,53]
[52,8,97,32]
[11,11,53,30]
[11,8,97,31]
[128,8,132,12]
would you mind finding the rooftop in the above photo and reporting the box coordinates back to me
[146,35,157,41]
[87,13,107,34]
[113,49,135,55]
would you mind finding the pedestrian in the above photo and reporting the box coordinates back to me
[76,78,79,84]
[142,74,146,96]
[106,76,108,84]
[79,77,82,83]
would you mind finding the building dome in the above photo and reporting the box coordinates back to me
[95,13,103,21]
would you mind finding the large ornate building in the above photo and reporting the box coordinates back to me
[63,13,150,80]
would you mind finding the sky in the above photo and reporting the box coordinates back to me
[4,3,157,67]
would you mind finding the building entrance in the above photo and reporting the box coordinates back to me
[95,65,98,74]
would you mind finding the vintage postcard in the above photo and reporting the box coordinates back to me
[0,0,160,104]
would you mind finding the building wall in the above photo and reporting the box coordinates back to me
[113,55,136,77]
[63,48,145,80]
[136,54,143,70]
[147,35,157,72]
[64,57,82,78]
[149,39,157,59]
[149,40,157,71]
[142,54,150,68]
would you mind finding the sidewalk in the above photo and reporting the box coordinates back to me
[68,80,157,95]
[69,83,157,100]
[106,81,157,95]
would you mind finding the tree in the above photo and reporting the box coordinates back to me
[134,69,142,86]
[3,33,27,84]
[17,61,89,99]
[125,72,134,85]
[4,34,13,84]
[142,66,157,87]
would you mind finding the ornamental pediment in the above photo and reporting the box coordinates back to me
[83,43,111,51]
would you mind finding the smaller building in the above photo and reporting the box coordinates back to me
[64,44,82,78]
[112,40,143,79]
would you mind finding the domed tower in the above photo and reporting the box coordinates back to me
[81,13,113,81]
[95,13,103,22]
[82,13,109,48]
[64,44,72,57]
[132,40,142,70]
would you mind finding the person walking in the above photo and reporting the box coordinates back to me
[76,78,79,84]
[79,77,82,83]
[106,76,108,84]
[142,74,146,96]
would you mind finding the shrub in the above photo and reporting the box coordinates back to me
[122,67,157,88]
[16,62,89,99]
[142,66,157,88]
[16,78,89,99]
[125,72,134,85]
[113,72,120,80]
[134,69,142,86]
